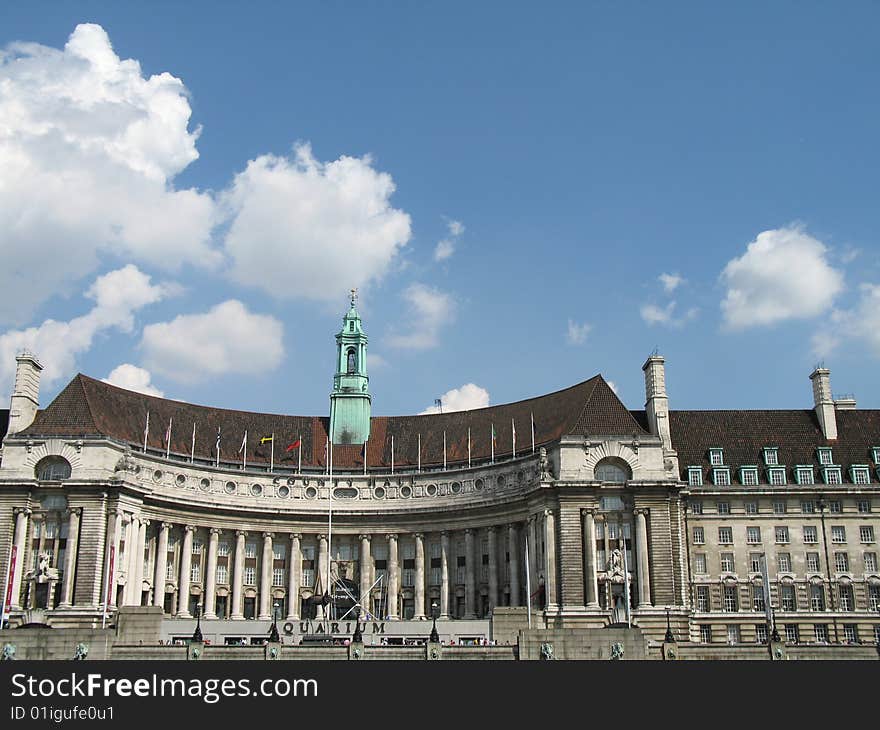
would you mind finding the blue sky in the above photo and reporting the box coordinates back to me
[1,2,878,418]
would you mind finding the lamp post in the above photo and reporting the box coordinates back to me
[429,601,439,644]
[352,604,363,644]
[268,601,280,643]
[192,602,203,643]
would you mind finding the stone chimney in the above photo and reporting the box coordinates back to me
[809,367,837,440]
[6,351,43,436]
[643,354,673,452]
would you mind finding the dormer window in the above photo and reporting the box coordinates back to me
[709,448,724,466]
[740,467,759,486]
[849,466,871,485]
[822,466,843,485]
[796,466,815,485]
[767,467,787,486]
[817,448,833,466]
[872,447,880,464]
[712,467,731,487]
[687,467,703,487]
[763,447,779,466]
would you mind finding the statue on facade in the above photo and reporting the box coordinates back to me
[539,642,555,660]
[1,644,15,661]
[607,549,623,579]
[609,642,624,660]
[37,551,51,577]
[73,643,89,661]
[114,447,138,474]
[539,447,552,481]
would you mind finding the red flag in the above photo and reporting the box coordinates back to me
[286,439,301,452]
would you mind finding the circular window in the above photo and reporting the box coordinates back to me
[175,474,186,487]
[305,486,318,499]
[250,483,263,497]
[496,475,505,488]
[34,456,72,481]
[153,469,163,482]
[199,478,211,491]
[594,458,631,483]
[471,479,481,491]
[224,481,237,494]
[373,486,386,499]
[277,485,290,498]
[425,484,437,497]
[451,481,462,494]
[400,485,412,498]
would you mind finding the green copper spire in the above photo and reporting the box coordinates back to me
[329,288,372,444]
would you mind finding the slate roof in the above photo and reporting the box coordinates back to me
[17,373,642,470]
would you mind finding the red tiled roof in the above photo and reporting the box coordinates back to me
[18,373,644,470]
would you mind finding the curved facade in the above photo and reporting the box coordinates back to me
[1,309,879,650]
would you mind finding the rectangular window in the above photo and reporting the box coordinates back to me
[801,501,815,514]
[858,500,871,514]
[218,542,230,557]
[700,625,712,643]
[272,568,284,586]
[843,624,859,644]
[746,526,761,544]
[693,527,705,545]
[851,467,870,485]
[803,526,818,544]
[775,526,789,544]
[870,585,880,611]
[750,553,763,573]
[752,584,765,612]
[694,553,707,574]
[244,542,257,559]
[430,567,441,585]
[834,552,849,573]
[785,624,799,644]
[273,545,286,561]
[723,585,738,612]
[839,584,854,611]
[814,624,829,643]
[796,466,815,485]
[831,526,846,544]
[768,468,787,486]
[244,566,256,585]
[301,569,314,587]
[717,501,730,515]
[720,553,734,572]
[713,468,731,487]
[688,467,703,487]
[741,468,759,487]
[745,501,758,515]
[726,625,740,644]
[773,501,787,514]
[810,585,825,611]
[873,447,880,464]
[690,501,703,515]
[216,564,228,584]
[817,448,833,466]
[781,584,796,611]
[763,447,779,466]
[718,527,733,544]
[192,540,203,555]
[778,553,792,572]
[806,552,821,572]
[190,564,200,582]
[755,624,768,644]
[829,500,842,514]
[824,467,842,485]
[696,585,710,611]
[860,526,875,543]
[864,552,877,572]
[709,448,724,466]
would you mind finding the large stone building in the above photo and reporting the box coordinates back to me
[1,296,879,654]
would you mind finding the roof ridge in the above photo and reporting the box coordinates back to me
[569,375,647,435]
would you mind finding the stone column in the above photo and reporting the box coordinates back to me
[153,523,170,609]
[440,531,450,619]
[464,528,476,618]
[526,516,538,593]
[231,531,246,619]
[58,508,81,607]
[122,515,137,605]
[359,534,371,613]
[413,533,426,619]
[103,509,123,610]
[582,509,599,607]
[177,525,194,617]
[487,527,499,611]
[316,534,328,620]
[508,524,520,608]
[543,509,557,610]
[287,534,302,621]
[387,533,399,620]
[132,518,148,606]
[203,528,220,619]
[635,509,652,607]
[259,532,273,619]
[9,508,30,610]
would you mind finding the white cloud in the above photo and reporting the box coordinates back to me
[640,301,699,328]
[0,265,170,393]
[141,300,284,383]
[566,319,592,345]
[103,363,164,396]
[658,273,684,293]
[606,380,618,394]
[367,353,389,371]
[433,218,465,262]
[387,284,455,350]
[221,143,411,302]
[720,226,844,329]
[420,383,490,414]
[813,283,880,359]
[0,24,219,323]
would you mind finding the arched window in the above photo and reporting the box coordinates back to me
[35,456,72,481]
[346,349,357,374]
[594,458,631,483]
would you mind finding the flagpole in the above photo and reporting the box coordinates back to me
[143,411,150,453]
[363,439,368,476]
[241,430,247,470]
[190,422,196,463]
[531,412,535,453]
[417,433,421,473]
[327,438,333,606]
[298,434,302,474]
[215,426,221,468]
[512,418,516,458]
[270,433,275,473]
[490,424,495,464]
[391,435,394,475]
[467,427,471,469]
[165,416,172,459]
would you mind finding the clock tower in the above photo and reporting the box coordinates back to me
[329,289,372,444]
